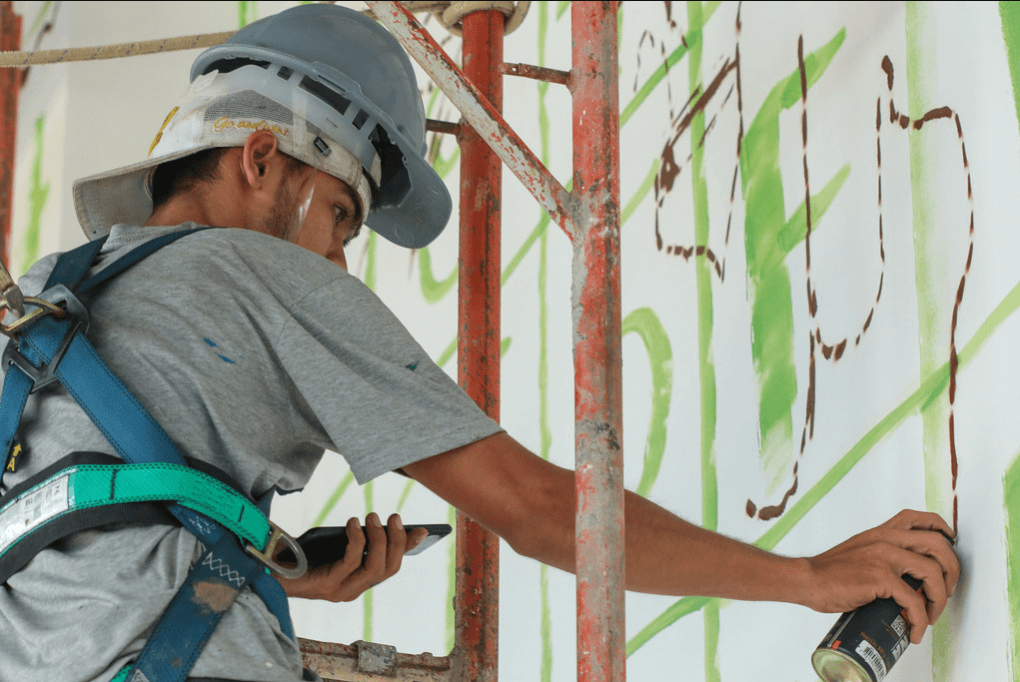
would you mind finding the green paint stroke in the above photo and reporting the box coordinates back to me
[629,266,1020,656]
[425,87,461,180]
[624,309,673,498]
[777,165,850,254]
[20,116,49,277]
[622,29,695,128]
[432,0,694,367]
[28,1,53,41]
[628,596,714,656]
[445,504,457,653]
[396,478,415,513]
[356,226,383,659]
[312,470,355,527]
[237,1,257,28]
[687,3,720,679]
[741,29,845,495]
[539,563,552,682]
[363,480,375,641]
[364,231,378,291]
[1003,449,1020,682]
[1000,7,1020,672]
[435,166,656,370]
[431,146,460,180]
[906,3,954,678]
[536,4,555,678]
[419,247,458,303]
[619,2,720,128]
[1001,2,1020,143]
[622,159,660,227]
[538,0,553,465]
[413,14,464,308]
[688,0,716,534]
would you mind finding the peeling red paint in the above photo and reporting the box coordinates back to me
[572,4,625,682]
[454,10,502,682]
[0,2,21,270]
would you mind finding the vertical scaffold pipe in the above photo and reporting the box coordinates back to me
[454,9,502,682]
[0,2,21,269]
[571,3,625,682]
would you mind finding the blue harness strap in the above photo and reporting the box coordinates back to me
[0,229,294,682]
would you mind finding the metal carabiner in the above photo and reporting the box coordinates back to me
[1,285,89,338]
[0,257,24,319]
[246,519,308,580]
[1,286,92,392]
[1,297,67,336]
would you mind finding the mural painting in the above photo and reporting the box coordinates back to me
[8,2,1020,681]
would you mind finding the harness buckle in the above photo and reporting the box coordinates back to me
[2,286,90,393]
[245,519,308,580]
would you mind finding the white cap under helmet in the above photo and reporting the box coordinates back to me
[72,4,452,249]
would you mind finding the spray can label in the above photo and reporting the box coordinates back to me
[811,576,922,682]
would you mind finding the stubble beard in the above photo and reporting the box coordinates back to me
[263,171,302,242]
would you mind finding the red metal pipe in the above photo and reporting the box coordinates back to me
[454,9,502,682]
[499,62,571,87]
[0,1,21,269]
[571,3,625,682]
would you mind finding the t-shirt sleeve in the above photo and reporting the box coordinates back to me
[276,274,502,483]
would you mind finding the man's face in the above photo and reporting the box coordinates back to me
[277,169,363,271]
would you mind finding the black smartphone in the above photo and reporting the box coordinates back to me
[278,523,452,568]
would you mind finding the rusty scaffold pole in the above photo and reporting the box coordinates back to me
[0,1,20,269]
[454,6,503,682]
[369,2,624,680]
[570,3,625,682]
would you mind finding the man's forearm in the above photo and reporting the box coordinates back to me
[517,463,814,605]
[404,432,958,640]
[619,489,813,603]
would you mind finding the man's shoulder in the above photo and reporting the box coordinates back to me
[106,223,361,297]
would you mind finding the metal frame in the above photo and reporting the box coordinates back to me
[567,8,625,681]
[366,3,625,681]
[453,8,503,681]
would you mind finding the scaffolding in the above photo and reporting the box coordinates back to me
[0,2,625,680]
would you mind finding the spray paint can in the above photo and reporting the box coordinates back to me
[810,575,924,682]
[811,530,955,681]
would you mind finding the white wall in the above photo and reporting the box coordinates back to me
[10,2,1020,681]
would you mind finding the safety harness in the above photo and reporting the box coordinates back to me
[0,228,307,682]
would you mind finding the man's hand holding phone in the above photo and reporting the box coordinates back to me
[274,513,430,602]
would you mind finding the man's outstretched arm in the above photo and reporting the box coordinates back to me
[401,432,960,645]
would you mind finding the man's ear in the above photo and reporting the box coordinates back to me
[240,130,282,188]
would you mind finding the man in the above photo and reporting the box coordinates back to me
[0,4,959,682]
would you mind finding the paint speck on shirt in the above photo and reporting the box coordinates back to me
[206,338,241,364]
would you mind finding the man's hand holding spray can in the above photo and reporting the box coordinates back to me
[811,530,958,682]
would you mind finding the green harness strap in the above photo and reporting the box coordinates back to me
[0,462,272,563]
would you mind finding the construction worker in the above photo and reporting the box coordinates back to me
[0,5,959,682]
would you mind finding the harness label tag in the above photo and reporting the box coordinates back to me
[0,472,70,553]
[5,442,22,473]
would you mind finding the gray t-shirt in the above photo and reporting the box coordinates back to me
[0,224,502,682]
